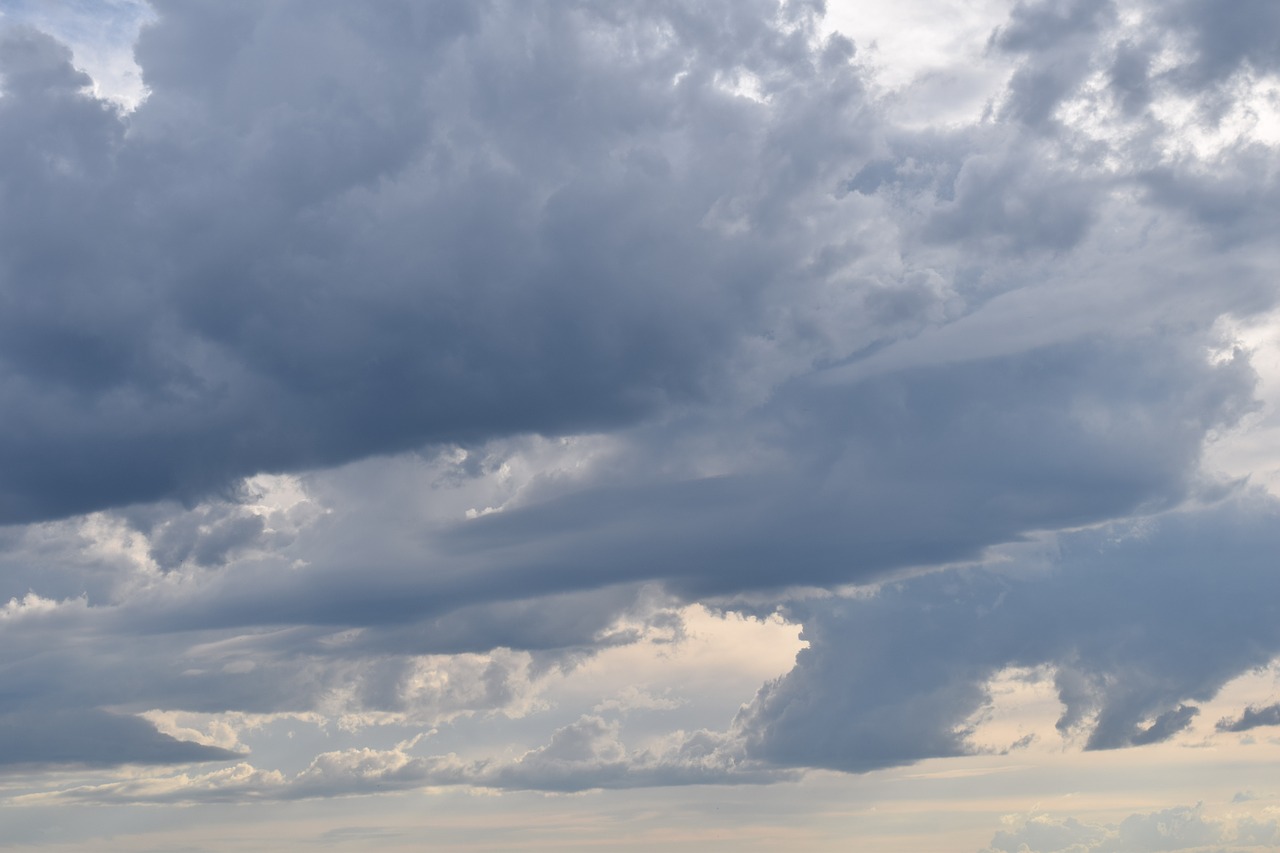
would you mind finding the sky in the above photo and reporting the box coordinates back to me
[0,0,1279,850]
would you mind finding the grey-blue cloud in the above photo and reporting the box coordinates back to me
[0,0,1279,777]
[740,494,1280,772]
[0,709,240,767]
[1217,703,1280,734]
[0,0,869,522]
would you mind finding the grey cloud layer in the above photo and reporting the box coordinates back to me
[2,0,1280,780]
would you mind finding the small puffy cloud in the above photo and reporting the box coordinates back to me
[1217,703,1280,733]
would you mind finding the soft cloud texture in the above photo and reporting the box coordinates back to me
[983,803,1280,853]
[0,0,874,522]
[740,494,1280,772]
[1,1,1279,849]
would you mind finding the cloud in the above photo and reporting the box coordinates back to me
[0,709,240,768]
[0,0,1278,793]
[21,715,792,804]
[1,0,1269,527]
[1128,704,1200,746]
[1217,703,1280,733]
[737,494,1280,772]
[0,0,874,523]
[1157,0,1280,87]
[990,0,1115,128]
[0,586,639,738]
[983,803,1280,853]
[1,310,1248,682]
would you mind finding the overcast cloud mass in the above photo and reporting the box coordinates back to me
[2,0,1280,850]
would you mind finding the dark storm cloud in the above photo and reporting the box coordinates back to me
[2,0,1280,778]
[739,494,1280,773]
[0,0,871,523]
[0,0,1272,524]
